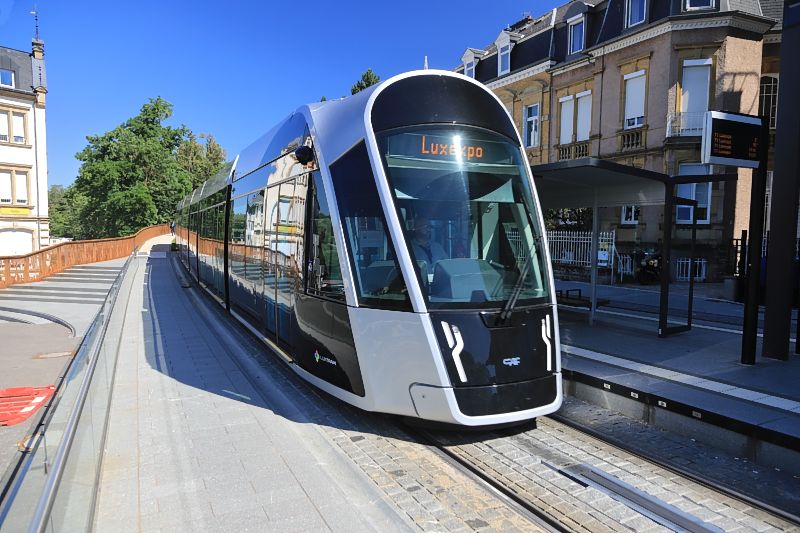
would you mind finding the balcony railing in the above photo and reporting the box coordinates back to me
[666,112,705,137]
[619,129,645,151]
[558,141,590,161]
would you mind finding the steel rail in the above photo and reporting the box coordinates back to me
[548,412,800,527]
[406,426,570,533]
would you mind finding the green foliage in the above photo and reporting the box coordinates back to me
[544,208,593,231]
[57,97,226,239]
[351,69,380,95]
[320,96,327,102]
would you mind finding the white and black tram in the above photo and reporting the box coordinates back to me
[176,70,562,426]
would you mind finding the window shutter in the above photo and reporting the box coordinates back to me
[14,172,27,204]
[681,65,710,113]
[12,113,24,142]
[0,113,8,140]
[576,93,592,141]
[624,74,645,127]
[0,171,11,203]
[560,98,574,145]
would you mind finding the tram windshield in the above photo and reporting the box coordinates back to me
[377,126,551,309]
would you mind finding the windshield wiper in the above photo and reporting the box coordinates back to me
[496,244,535,325]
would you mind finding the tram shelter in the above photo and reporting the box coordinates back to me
[531,157,736,337]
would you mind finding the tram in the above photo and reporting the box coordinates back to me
[176,70,562,426]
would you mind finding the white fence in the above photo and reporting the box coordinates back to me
[675,257,707,282]
[547,230,616,270]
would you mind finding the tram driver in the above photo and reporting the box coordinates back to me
[410,215,449,270]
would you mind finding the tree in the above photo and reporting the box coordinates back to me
[351,69,380,95]
[176,133,226,188]
[63,97,226,239]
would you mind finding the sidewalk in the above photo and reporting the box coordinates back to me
[94,244,411,532]
[555,280,800,471]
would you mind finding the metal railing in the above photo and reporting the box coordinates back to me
[0,250,140,532]
[666,112,705,137]
[547,230,616,270]
[675,257,707,282]
[0,224,169,289]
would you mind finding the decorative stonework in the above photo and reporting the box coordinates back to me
[486,61,554,90]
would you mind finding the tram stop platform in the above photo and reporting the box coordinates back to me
[555,279,800,473]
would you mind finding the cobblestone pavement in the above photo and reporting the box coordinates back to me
[429,416,798,532]
[555,396,800,518]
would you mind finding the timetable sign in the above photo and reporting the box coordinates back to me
[701,111,763,168]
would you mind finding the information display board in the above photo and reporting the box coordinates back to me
[701,111,763,168]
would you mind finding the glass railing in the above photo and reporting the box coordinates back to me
[0,251,140,533]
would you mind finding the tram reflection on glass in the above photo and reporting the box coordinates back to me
[176,70,561,426]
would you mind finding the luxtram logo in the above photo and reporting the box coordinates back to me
[313,350,338,366]
[502,357,521,367]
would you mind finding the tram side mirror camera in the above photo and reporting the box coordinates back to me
[295,146,315,165]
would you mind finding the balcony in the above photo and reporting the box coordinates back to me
[558,141,590,161]
[666,112,705,137]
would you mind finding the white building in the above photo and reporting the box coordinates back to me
[0,39,48,256]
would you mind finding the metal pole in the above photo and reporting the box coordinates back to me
[763,1,800,361]
[659,183,674,337]
[741,123,770,364]
[590,192,599,326]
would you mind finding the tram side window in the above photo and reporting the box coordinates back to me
[330,141,411,310]
[307,171,344,300]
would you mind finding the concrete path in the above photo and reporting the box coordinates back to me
[95,245,410,532]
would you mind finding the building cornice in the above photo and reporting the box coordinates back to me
[763,33,782,44]
[485,61,555,90]
[551,13,775,76]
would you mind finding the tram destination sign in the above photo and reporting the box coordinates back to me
[701,111,763,168]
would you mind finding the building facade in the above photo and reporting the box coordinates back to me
[457,0,780,281]
[0,39,48,256]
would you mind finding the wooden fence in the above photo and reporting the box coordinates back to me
[0,224,171,289]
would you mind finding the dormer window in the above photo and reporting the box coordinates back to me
[685,0,713,10]
[461,49,485,80]
[568,16,585,55]
[627,0,646,27]
[494,31,519,77]
[0,69,13,88]
[465,61,475,78]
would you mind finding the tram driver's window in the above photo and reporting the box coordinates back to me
[330,141,411,310]
[307,171,344,300]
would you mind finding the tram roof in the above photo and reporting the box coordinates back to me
[531,157,736,209]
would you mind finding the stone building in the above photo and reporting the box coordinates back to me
[0,39,48,256]
[456,0,781,281]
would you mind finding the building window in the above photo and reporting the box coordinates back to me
[627,0,646,27]
[624,70,646,129]
[759,75,779,130]
[0,69,13,88]
[0,169,29,205]
[576,90,592,142]
[685,0,713,10]
[676,163,711,224]
[0,112,7,143]
[14,172,27,204]
[523,104,540,148]
[12,113,25,144]
[568,16,585,55]
[498,45,510,76]
[464,61,475,78]
[0,171,10,204]
[621,205,640,224]
[0,110,27,144]
[559,96,574,145]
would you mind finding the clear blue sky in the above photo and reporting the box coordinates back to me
[1,1,561,187]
